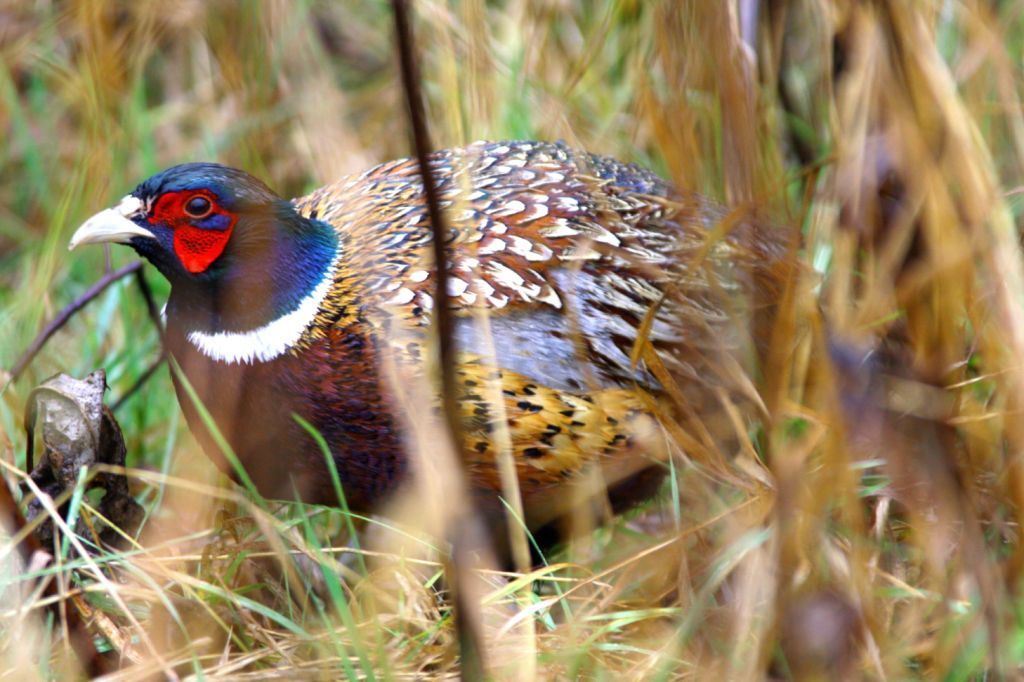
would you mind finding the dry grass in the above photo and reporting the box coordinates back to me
[3,0,1024,678]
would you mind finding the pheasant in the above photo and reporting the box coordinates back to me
[69,140,789,535]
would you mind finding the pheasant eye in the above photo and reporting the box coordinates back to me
[184,195,213,218]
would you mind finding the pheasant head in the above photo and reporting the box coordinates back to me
[69,164,339,351]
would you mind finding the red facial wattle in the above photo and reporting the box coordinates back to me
[150,190,237,274]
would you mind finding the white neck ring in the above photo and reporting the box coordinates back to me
[185,255,338,365]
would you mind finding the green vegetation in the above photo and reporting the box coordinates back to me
[3,1,1024,678]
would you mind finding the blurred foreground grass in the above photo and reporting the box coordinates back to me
[3,1,1024,678]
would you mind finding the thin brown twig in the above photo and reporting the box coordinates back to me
[390,0,458,425]
[6,261,144,387]
[134,267,166,347]
[106,268,170,411]
[390,1,485,678]
[112,352,167,412]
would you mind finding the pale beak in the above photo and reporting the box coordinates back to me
[68,195,155,251]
